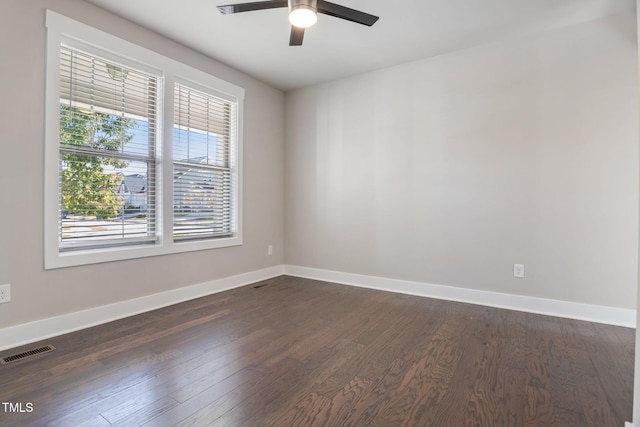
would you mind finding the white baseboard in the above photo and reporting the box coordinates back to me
[0,265,284,352]
[283,265,636,328]
[625,422,633,427]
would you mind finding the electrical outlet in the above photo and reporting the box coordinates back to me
[0,284,10,303]
[267,245,273,256]
[513,264,525,279]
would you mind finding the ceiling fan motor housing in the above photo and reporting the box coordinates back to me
[289,0,317,13]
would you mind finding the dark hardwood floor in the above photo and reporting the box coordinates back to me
[0,275,634,426]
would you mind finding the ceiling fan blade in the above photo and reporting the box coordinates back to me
[317,0,379,26]
[289,26,305,46]
[217,0,288,14]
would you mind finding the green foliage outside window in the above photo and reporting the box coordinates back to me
[59,104,135,219]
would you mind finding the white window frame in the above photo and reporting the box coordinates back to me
[44,11,244,269]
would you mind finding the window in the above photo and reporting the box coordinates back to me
[173,83,237,241]
[58,46,159,250]
[45,11,243,269]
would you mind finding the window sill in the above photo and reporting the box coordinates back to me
[45,235,242,270]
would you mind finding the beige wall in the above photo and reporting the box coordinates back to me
[0,0,284,328]
[285,12,639,309]
[0,0,636,340]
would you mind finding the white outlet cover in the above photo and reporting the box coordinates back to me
[0,284,10,303]
[513,264,525,278]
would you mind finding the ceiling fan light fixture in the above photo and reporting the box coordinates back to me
[288,0,317,28]
[289,6,317,28]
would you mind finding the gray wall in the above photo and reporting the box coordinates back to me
[0,0,636,334]
[0,0,284,328]
[284,12,639,309]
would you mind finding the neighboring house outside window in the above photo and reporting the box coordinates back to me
[117,173,148,213]
[44,11,244,269]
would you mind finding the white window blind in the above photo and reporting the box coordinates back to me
[58,46,159,250]
[173,83,237,240]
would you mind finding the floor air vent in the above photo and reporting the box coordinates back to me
[1,345,56,365]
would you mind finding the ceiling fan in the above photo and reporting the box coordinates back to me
[217,0,379,46]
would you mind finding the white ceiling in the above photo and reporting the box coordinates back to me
[85,0,635,91]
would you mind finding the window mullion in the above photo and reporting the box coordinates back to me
[162,76,176,247]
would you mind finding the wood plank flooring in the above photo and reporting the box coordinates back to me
[0,275,634,426]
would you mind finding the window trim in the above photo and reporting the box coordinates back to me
[44,10,244,269]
